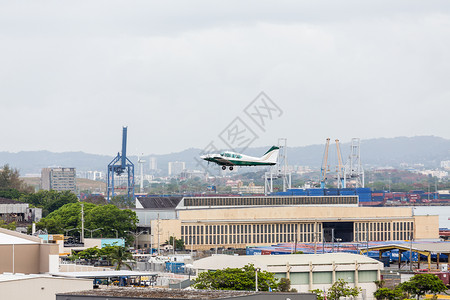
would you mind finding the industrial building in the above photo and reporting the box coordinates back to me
[0,228,59,274]
[133,195,439,251]
[57,288,316,300]
[0,274,92,300]
[41,167,76,193]
[193,253,383,299]
[0,197,42,225]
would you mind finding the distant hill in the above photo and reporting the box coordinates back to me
[0,136,449,175]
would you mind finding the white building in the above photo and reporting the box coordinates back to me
[441,160,450,170]
[0,274,92,300]
[419,169,448,179]
[41,167,76,193]
[168,161,186,176]
[193,253,383,300]
[149,157,158,171]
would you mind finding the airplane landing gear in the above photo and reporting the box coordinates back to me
[229,166,234,171]
[222,166,226,170]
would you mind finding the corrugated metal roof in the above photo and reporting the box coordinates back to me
[365,242,450,254]
[0,197,22,205]
[50,270,157,278]
[137,196,183,209]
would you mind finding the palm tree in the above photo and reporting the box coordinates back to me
[108,246,135,270]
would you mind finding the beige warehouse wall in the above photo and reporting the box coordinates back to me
[179,206,414,221]
[0,244,40,274]
[39,243,60,273]
[414,215,439,239]
[150,219,181,242]
[0,243,59,274]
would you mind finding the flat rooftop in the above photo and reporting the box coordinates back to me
[58,287,257,299]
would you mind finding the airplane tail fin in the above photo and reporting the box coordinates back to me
[260,146,280,164]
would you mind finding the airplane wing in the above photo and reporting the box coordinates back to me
[211,156,234,166]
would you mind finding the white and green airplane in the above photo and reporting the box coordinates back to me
[200,146,279,171]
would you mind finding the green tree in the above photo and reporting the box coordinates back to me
[20,190,78,216]
[312,279,361,300]
[400,274,447,300]
[374,287,406,300]
[328,279,361,300]
[165,236,185,250]
[36,203,137,242]
[0,188,23,200]
[0,220,16,230]
[85,204,137,243]
[108,246,134,270]
[73,246,102,262]
[0,164,33,193]
[278,278,291,292]
[193,263,279,291]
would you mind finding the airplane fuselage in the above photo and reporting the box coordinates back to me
[200,146,279,170]
[202,152,276,167]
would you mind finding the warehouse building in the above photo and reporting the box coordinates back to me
[193,253,383,299]
[0,197,42,224]
[0,228,59,274]
[134,196,439,251]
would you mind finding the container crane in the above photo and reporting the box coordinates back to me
[335,139,345,188]
[107,127,135,201]
[319,138,330,188]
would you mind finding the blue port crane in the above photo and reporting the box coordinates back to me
[319,138,330,188]
[107,127,135,201]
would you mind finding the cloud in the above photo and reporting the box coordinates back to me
[0,1,449,155]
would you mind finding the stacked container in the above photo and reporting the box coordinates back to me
[307,188,325,196]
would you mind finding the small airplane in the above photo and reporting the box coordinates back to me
[200,146,279,170]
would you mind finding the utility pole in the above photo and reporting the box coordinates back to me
[81,202,85,243]
[157,213,160,255]
[314,223,318,254]
[331,228,335,253]
[409,234,413,271]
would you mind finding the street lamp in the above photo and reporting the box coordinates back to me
[124,230,148,250]
[85,228,103,238]
[111,229,118,239]
[64,228,79,237]
[335,238,342,252]
[255,267,261,291]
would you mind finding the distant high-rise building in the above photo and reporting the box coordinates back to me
[441,160,450,170]
[41,167,76,193]
[168,161,185,176]
[149,157,157,170]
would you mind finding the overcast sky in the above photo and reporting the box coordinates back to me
[1,1,449,155]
